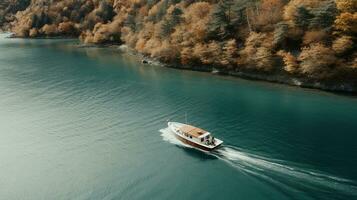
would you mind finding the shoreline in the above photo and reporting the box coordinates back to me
[1,34,356,94]
[115,46,357,94]
[63,42,357,94]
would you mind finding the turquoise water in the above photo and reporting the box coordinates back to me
[0,34,356,200]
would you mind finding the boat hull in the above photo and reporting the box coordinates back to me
[174,133,221,151]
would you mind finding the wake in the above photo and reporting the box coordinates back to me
[160,128,357,199]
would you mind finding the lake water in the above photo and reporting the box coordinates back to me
[0,34,356,200]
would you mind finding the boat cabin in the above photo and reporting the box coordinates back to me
[178,125,214,144]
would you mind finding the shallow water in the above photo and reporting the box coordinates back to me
[0,34,356,200]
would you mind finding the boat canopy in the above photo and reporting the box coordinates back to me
[179,125,210,138]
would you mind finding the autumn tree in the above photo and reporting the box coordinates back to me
[240,32,275,71]
[302,30,328,46]
[332,36,354,55]
[221,39,238,67]
[334,0,357,35]
[255,0,285,31]
[298,43,337,77]
[180,47,194,65]
[334,12,357,35]
[335,0,357,13]
[277,50,299,73]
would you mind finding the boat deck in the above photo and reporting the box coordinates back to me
[179,125,207,138]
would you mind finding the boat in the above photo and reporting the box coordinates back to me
[168,122,223,151]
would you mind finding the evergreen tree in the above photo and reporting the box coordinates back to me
[294,6,313,30]
[125,13,137,31]
[97,1,114,22]
[208,0,236,39]
[273,22,289,48]
[161,7,183,37]
[310,1,337,29]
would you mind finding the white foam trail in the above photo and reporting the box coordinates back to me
[215,147,357,198]
[160,128,192,148]
[160,127,357,199]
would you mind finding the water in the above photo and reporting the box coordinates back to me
[0,34,356,200]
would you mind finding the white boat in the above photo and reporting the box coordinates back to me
[168,122,223,151]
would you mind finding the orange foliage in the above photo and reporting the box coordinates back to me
[332,36,354,54]
[298,43,336,76]
[221,39,238,67]
[150,40,179,62]
[29,28,38,37]
[335,0,357,13]
[240,32,275,71]
[256,0,285,30]
[193,42,222,66]
[334,12,357,34]
[58,21,75,34]
[41,24,58,35]
[180,47,194,65]
[277,50,299,73]
[302,30,328,46]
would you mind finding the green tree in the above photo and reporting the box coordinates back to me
[161,7,183,37]
[125,13,137,31]
[208,0,236,39]
[273,22,288,48]
[310,1,337,29]
[294,6,313,30]
[96,1,114,22]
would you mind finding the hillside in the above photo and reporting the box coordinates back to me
[0,0,30,31]
[2,0,357,91]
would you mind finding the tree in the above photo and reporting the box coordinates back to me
[255,0,285,30]
[180,47,194,65]
[125,13,137,31]
[294,6,313,30]
[192,41,222,66]
[160,7,182,37]
[334,12,357,34]
[277,50,299,73]
[208,0,236,39]
[58,21,76,35]
[332,36,354,55]
[273,22,288,48]
[151,40,179,62]
[221,39,238,67]
[302,30,328,46]
[309,1,337,29]
[41,24,57,36]
[29,28,38,37]
[240,32,274,71]
[334,0,357,35]
[298,43,337,77]
[255,47,274,71]
[335,0,357,13]
[96,1,114,22]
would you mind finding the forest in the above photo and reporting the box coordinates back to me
[1,0,356,88]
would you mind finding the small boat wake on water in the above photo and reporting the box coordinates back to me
[160,127,357,199]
